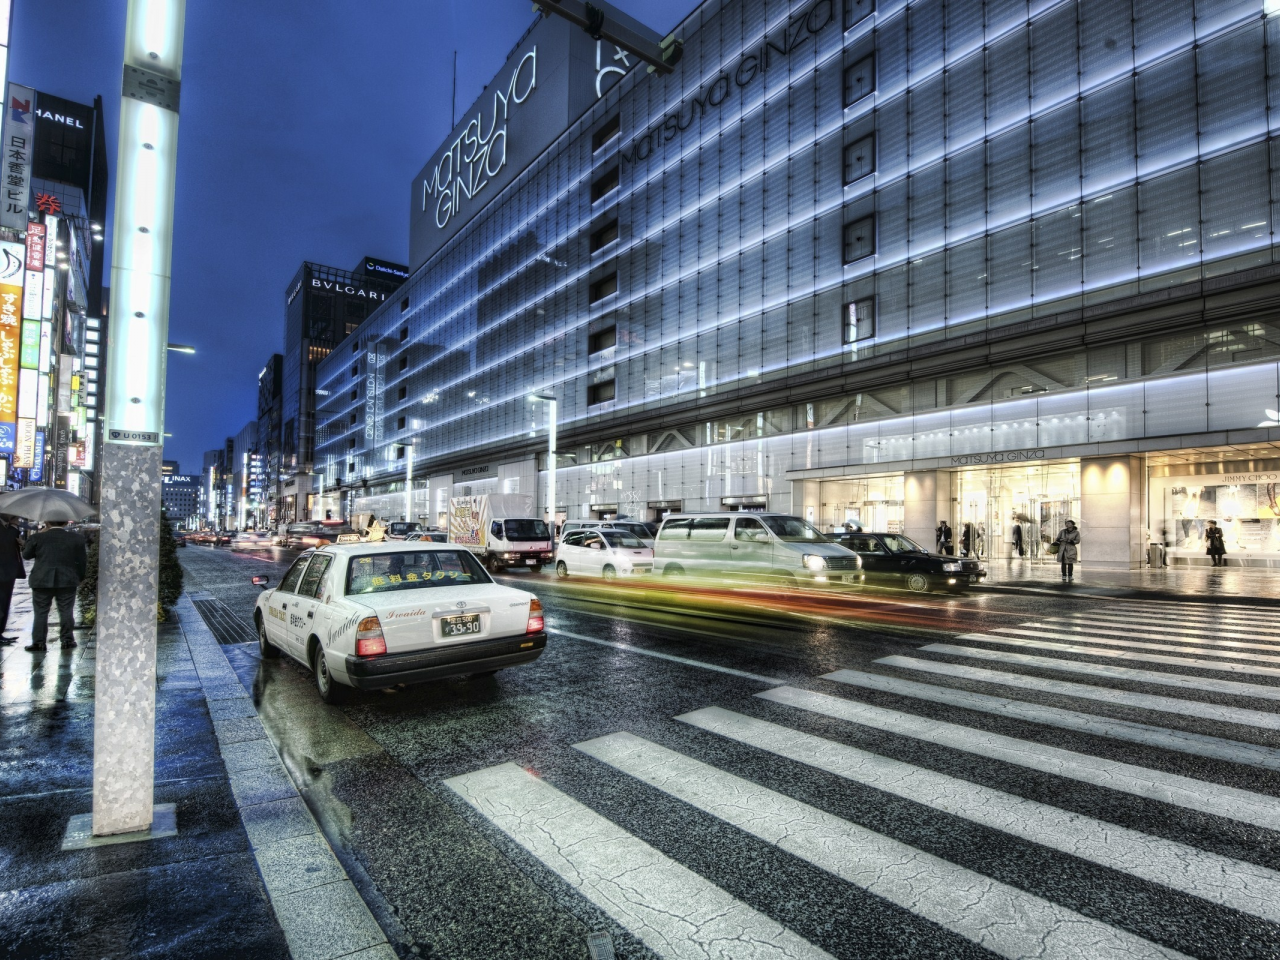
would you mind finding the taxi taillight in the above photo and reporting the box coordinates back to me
[526,598,544,634]
[356,616,387,657]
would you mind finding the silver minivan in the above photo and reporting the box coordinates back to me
[652,512,862,587]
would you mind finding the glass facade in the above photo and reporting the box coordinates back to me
[318,0,1280,528]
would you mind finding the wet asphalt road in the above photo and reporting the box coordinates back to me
[179,544,1280,960]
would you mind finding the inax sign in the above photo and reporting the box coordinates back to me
[409,3,660,271]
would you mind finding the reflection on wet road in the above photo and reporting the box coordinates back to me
[180,544,1280,960]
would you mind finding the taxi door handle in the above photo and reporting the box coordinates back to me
[730,544,740,549]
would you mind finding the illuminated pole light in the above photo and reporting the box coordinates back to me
[82,0,186,843]
[404,443,413,522]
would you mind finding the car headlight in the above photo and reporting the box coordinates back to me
[802,554,827,572]
[942,561,961,572]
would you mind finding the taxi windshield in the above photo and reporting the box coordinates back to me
[345,550,491,595]
[881,534,926,554]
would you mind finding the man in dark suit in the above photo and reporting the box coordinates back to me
[23,520,87,652]
[0,514,25,645]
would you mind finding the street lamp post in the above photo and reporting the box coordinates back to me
[404,443,413,523]
[530,394,556,534]
[80,0,186,843]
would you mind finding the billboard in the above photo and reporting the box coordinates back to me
[13,416,33,467]
[0,84,34,231]
[29,428,43,482]
[0,240,22,427]
[24,221,44,271]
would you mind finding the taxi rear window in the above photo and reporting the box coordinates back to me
[345,550,490,596]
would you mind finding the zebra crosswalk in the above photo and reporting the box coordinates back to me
[446,599,1280,959]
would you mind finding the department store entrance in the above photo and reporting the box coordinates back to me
[952,461,1081,562]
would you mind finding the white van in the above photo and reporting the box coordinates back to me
[652,513,862,587]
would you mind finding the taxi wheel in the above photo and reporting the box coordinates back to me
[907,573,930,593]
[556,561,569,580]
[312,644,346,705]
[602,564,617,581]
[257,616,279,659]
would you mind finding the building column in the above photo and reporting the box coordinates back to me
[1079,455,1145,569]
[904,470,951,548]
[793,479,820,524]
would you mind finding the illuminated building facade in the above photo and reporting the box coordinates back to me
[318,0,1280,568]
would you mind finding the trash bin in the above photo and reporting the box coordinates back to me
[1148,543,1166,567]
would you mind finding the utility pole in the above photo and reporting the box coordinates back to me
[87,0,186,840]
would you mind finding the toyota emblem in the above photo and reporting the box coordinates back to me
[456,601,467,608]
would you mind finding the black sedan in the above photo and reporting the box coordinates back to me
[829,532,986,593]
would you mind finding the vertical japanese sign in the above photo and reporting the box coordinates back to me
[0,84,33,232]
[24,221,43,270]
[13,416,33,467]
[0,239,21,437]
[29,428,43,482]
[52,413,68,487]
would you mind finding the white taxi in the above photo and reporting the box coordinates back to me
[252,542,546,703]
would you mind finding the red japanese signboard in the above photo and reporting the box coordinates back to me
[24,221,43,272]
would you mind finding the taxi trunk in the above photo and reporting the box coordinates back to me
[370,585,530,653]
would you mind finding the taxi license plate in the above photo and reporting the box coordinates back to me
[441,614,481,637]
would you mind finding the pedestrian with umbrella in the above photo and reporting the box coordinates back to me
[0,489,95,652]
[0,514,24,645]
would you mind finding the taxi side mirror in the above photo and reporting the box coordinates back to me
[252,575,269,588]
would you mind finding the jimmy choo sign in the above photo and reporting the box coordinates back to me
[420,47,537,231]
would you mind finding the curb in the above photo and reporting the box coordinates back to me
[176,594,396,960]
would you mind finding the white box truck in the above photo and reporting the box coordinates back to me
[448,494,554,572]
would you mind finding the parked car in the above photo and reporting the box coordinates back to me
[387,521,423,540]
[652,512,861,588]
[830,531,986,592]
[405,531,449,543]
[251,542,546,703]
[556,528,653,580]
[559,519,657,547]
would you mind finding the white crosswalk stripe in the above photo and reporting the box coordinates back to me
[1051,610,1280,633]
[823,667,1280,769]
[445,762,835,960]
[960,630,1280,670]
[756,685,1280,831]
[675,707,1280,924]
[919,642,1280,701]
[1030,621,1280,650]
[577,732,1193,960]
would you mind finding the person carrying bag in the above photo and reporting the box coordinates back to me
[1053,520,1080,582]
[1205,520,1226,567]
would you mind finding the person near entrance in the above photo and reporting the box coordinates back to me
[0,514,25,645]
[1205,520,1227,567]
[22,521,88,652]
[936,520,953,555]
[1054,520,1080,582]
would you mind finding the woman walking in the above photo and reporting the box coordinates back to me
[1055,520,1081,582]
[1205,520,1227,567]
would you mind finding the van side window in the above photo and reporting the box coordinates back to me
[690,518,730,541]
[659,519,693,540]
[490,521,503,541]
[734,517,767,541]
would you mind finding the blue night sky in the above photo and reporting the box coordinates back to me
[10,0,692,475]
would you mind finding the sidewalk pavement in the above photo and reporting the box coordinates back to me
[976,556,1280,603]
[0,582,396,960]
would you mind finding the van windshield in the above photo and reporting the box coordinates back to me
[504,519,550,541]
[760,516,827,542]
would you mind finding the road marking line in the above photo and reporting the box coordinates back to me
[547,626,785,685]
[1032,621,1280,651]
[955,633,1280,678]
[445,762,834,960]
[676,709,1280,924]
[823,667,1280,769]
[578,732,1193,960]
[1087,602,1280,622]
[1051,614,1280,639]
[919,644,1280,701]
[759,685,1280,830]
[981,629,1280,667]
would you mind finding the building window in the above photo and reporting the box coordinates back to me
[400,297,409,312]
[351,364,359,378]
[350,388,358,401]
[349,413,357,425]
[843,55,875,107]
[842,297,876,343]
[396,446,406,459]
[589,272,618,304]
[843,134,875,184]
[843,215,876,263]
[844,0,874,29]
[588,325,617,354]
[348,438,357,449]
[590,219,619,253]
[397,385,407,400]
[398,355,408,372]
[347,461,355,474]
[591,165,620,202]
[352,340,359,353]
[588,379,616,405]
[399,325,408,342]
[592,114,621,151]
[397,416,406,430]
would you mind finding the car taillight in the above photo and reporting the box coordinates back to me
[526,598,544,634]
[356,616,387,657]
